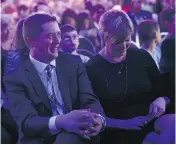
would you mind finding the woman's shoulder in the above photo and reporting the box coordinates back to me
[127,47,156,67]
[128,47,153,60]
[86,54,105,67]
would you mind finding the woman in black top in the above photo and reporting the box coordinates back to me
[86,9,171,143]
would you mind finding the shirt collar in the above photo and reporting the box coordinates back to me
[29,54,56,74]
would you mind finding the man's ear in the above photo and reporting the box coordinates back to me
[26,37,36,48]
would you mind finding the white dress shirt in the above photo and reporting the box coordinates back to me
[30,55,63,135]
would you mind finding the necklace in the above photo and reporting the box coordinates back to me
[100,49,125,75]
[117,62,124,74]
[104,60,128,103]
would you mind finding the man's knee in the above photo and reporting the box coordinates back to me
[54,131,85,144]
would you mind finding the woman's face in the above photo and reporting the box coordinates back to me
[105,34,131,59]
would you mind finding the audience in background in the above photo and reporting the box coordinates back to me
[91,4,106,29]
[60,24,90,63]
[60,8,77,28]
[1,14,15,56]
[127,0,153,41]
[159,0,175,10]
[159,8,175,34]
[5,19,29,75]
[33,2,50,14]
[1,15,19,144]
[77,11,102,53]
[17,4,29,21]
[138,20,161,68]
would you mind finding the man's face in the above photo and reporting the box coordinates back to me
[61,30,79,53]
[131,0,142,12]
[105,35,131,60]
[93,8,105,23]
[19,9,30,19]
[31,21,61,61]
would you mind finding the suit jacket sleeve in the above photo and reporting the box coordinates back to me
[76,57,105,117]
[4,73,52,140]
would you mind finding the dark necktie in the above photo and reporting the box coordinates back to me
[45,65,64,115]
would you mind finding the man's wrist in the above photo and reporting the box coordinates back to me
[49,116,62,135]
[55,115,64,130]
[96,114,106,132]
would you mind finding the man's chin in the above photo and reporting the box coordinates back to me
[50,52,59,59]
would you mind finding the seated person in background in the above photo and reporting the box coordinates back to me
[137,20,161,68]
[33,2,51,14]
[17,5,30,21]
[157,8,175,56]
[4,13,105,144]
[60,8,77,28]
[159,9,175,75]
[5,19,29,75]
[77,11,102,53]
[91,4,106,30]
[159,8,175,34]
[60,24,90,63]
[1,14,16,57]
[127,0,153,41]
[86,9,171,144]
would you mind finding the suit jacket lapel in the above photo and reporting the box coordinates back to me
[56,54,72,112]
[24,59,51,110]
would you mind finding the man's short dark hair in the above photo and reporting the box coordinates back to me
[23,13,57,44]
[61,9,77,25]
[60,24,77,37]
[92,4,105,15]
[33,2,48,12]
[138,20,159,43]
[17,5,28,13]
[160,8,175,23]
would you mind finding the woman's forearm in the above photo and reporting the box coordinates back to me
[106,117,124,128]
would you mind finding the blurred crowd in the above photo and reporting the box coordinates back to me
[1,0,175,51]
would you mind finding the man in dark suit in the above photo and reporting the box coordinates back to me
[4,13,105,144]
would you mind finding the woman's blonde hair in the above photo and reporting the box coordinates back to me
[99,9,134,43]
